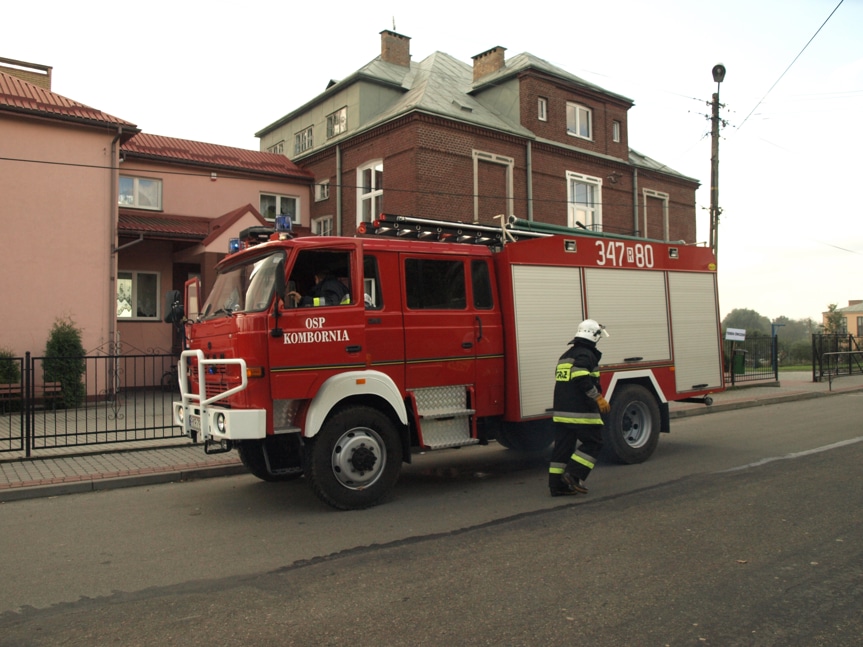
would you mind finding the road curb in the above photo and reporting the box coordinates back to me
[0,463,248,503]
[669,386,863,419]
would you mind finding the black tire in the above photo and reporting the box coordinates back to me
[496,420,554,453]
[603,384,661,464]
[237,436,304,482]
[305,405,402,510]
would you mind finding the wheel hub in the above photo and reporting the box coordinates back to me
[331,428,385,488]
[350,445,378,472]
[622,405,650,447]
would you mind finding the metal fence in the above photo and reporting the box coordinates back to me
[723,336,779,386]
[0,351,183,457]
[812,334,863,384]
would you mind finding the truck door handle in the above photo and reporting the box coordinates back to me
[462,342,473,349]
[346,345,362,353]
[475,315,483,341]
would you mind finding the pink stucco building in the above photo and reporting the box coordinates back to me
[0,57,313,361]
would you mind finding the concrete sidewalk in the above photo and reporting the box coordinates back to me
[2,372,861,503]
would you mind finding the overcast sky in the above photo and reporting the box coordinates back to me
[5,0,861,322]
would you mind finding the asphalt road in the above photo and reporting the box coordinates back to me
[1,393,861,646]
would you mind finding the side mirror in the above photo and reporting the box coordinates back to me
[163,290,184,324]
[274,261,286,304]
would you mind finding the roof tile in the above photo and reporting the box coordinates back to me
[0,70,137,131]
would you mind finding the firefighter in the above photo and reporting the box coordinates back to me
[288,271,349,307]
[549,319,610,497]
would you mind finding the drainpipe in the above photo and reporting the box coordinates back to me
[632,167,639,237]
[336,145,342,235]
[526,141,533,221]
[109,127,123,354]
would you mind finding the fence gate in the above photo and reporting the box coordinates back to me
[1,351,186,458]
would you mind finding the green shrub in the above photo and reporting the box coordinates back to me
[0,347,21,384]
[43,318,86,408]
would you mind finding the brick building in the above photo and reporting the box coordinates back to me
[256,31,699,242]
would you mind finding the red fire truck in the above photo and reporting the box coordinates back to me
[171,214,723,509]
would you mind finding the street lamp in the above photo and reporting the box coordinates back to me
[709,63,726,259]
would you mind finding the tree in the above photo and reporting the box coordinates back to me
[721,308,771,336]
[43,317,86,408]
[0,347,20,384]
[823,304,846,335]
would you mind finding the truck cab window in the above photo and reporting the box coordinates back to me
[405,258,466,310]
[288,250,352,307]
[201,251,284,319]
[472,260,494,309]
[363,255,382,309]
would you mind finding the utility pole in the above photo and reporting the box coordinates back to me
[709,63,726,259]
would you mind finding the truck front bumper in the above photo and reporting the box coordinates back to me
[173,401,266,442]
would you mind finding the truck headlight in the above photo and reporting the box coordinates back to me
[215,412,226,433]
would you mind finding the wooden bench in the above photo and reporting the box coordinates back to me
[0,382,62,411]
[36,381,63,408]
[0,383,22,413]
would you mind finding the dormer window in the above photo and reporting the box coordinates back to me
[294,127,313,155]
[566,102,592,140]
[327,107,347,138]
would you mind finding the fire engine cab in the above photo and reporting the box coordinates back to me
[170,214,724,509]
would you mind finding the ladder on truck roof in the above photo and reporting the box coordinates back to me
[357,214,549,246]
[356,213,667,247]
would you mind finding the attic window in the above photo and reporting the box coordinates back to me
[327,107,347,138]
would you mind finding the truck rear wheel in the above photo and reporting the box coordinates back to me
[237,436,303,482]
[305,406,402,510]
[603,384,660,464]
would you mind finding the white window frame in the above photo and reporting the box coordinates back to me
[326,107,347,138]
[537,97,548,122]
[268,140,285,155]
[357,160,383,223]
[566,171,602,231]
[612,120,621,143]
[315,180,330,202]
[313,215,333,236]
[260,193,300,224]
[118,175,162,210]
[642,189,670,240]
[117,270,160,320]
[294,126,313,155]
[566,102,593,140]
[472,150,514,222]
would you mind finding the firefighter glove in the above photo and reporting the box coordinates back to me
[595,395,611,414]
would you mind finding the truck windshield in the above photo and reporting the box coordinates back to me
[200,251,285,320]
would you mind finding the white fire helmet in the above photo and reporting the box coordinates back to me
[572,319,609,343]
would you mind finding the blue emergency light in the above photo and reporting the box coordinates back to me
[275,215,292,233]
[228,238,241,253]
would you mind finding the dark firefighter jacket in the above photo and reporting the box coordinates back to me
[552,337,604,426]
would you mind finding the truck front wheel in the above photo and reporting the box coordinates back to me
[305,406,402,510]
[603,384,660,464]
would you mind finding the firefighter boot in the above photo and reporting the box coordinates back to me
[561,472,589,494]
[549,474,577,497]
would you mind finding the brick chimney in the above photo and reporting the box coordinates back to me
[472,46,507,82]
[380,30,411,67]
[0,57,52,90]
[849,300,862,306]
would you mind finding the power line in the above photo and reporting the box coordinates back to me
[737,0,845,133]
